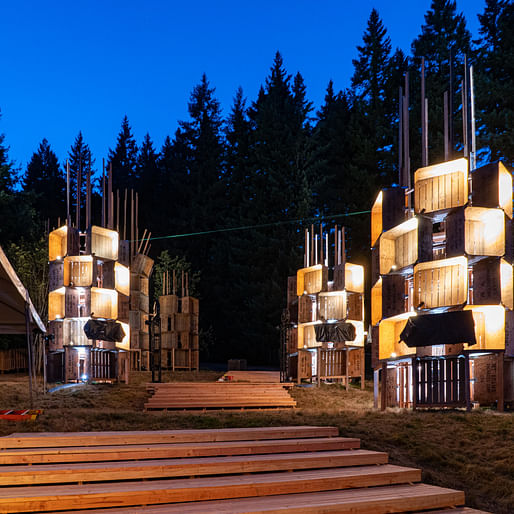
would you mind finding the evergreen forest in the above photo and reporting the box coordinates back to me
[1,0,513,364]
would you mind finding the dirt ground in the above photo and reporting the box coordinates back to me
[0,371,512,513]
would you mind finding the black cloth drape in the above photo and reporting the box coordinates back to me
[84,319,126,343]
[314,322,356,343]
[400,310,476,347]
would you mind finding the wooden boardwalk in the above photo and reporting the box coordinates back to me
[0,426,484,513]
[144,382,296,410]
[222,370,282,383]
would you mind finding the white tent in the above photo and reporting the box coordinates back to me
[0,246,45,334]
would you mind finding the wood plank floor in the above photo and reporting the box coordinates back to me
[0,425,480,513]
[144,382,296,410]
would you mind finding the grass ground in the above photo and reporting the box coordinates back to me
[0,372,512,513]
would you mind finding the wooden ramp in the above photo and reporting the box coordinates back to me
[144,382,296,410]
[0,426,481,513]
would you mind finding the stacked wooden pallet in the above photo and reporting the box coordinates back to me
[144,382,296,410]
[223,370,282,382]
[0,426,478,513]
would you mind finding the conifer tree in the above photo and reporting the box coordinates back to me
[137,133,160,231]
[24,139,66,223]
[107,116,138,191]
[410,0,472,165]
[475,0,514,166]
[64,132,95,225]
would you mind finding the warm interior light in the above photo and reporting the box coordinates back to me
[499,164,513,217]
[371,191,383,246]
[345,263,364,293]
[464,305,505,351]
[500,259,514,309]
[115,263,130,297]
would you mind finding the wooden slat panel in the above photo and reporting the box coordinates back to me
[1,426,339,449]
[0,449,388,486]
[0,437,360,465]
[0,465,421,513]
[46,484,466,514]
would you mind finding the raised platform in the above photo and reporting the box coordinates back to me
[144,382,297,410]
[0,426,483,513]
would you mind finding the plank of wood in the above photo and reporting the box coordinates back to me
[0,465,421,512]
[0,437,359,465]
[0,449,388,486]
[0,426,338,449]
[51,484,466,514]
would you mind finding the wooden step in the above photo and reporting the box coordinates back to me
[0,426,337,449]
[0,437,359,465]
[0,449,387,486]
[53,484,466,514]
[0,465,420,513]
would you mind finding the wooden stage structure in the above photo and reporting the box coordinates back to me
[144,381,296,410]
[0,426,478,513]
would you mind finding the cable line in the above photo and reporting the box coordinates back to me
[133,209,371,242]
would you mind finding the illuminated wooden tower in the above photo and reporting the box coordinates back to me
[371,158,514,410]
[284,225,365,386]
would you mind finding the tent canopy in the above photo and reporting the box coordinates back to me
[0,246,45,334]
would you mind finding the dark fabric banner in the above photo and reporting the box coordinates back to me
[400,310,476,347]
[84,319,126,343]
[314,322,356,343]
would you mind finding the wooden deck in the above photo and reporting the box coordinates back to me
[144,382,296,410]
[222,370,282,382]
[0,425,481,513]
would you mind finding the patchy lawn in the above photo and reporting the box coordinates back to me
[0,372,512,513]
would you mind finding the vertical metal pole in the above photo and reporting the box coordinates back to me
[76,160,81,230]
[66,160,70,225]
[108,163,113,229]
[25,294,33,409]
[463,55,469,159]
[398,87,403,185]
[444,91,449,161]
[470,65,477,170]
[449,48,454,157]
[421,57,427,167]
[101,160,105,227]
[403,73,411,206]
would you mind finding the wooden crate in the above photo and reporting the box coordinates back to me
[118,239,130,267]
[160,295,179,316]
[414,256,468,309]
[140,276,149,296]
[378,313,416,361]
[472,257,513,309]
[472,353,500,405]
[296,265,327,295]
[161,313,175,333]
[65,288,91,319]
[371,187,406,247]
[182,296,199,314]
[49,225,79,261]
[371,325,380,370]
[382,274,406,320]
[345,263,364,293]
[414,157,468,215]
[48,320,64,351]
[371,279,382,326]
[115,263,130,297]
[139,332,149,351]
[446,207,506,258]
[472,160,512,218]
[298,294,317,323]
[49,260,64,291]
[63,318,90,346]
[464,305,506,351]
[117,293,129,323]
[91,287,118,320]
[161,332,178,349]
[178,331,191,349]
[318,292,346,321]
[48,288,65,321]
[175,313,191,333]
[347,293,363,321]
[287,326,298,354]
[298,323,318,348]
[88,226,119,261]
[379,216,432,275]
[132,253,154,277]
[333,264,345,290]
[298,349,312,381]
[190,313,199,334]
[64,256,93,287]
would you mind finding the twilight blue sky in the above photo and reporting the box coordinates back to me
[0,0,484,173]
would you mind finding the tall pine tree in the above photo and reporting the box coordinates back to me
[24,139,66,223]
[476,0,514,166]
[108,116,138,192]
